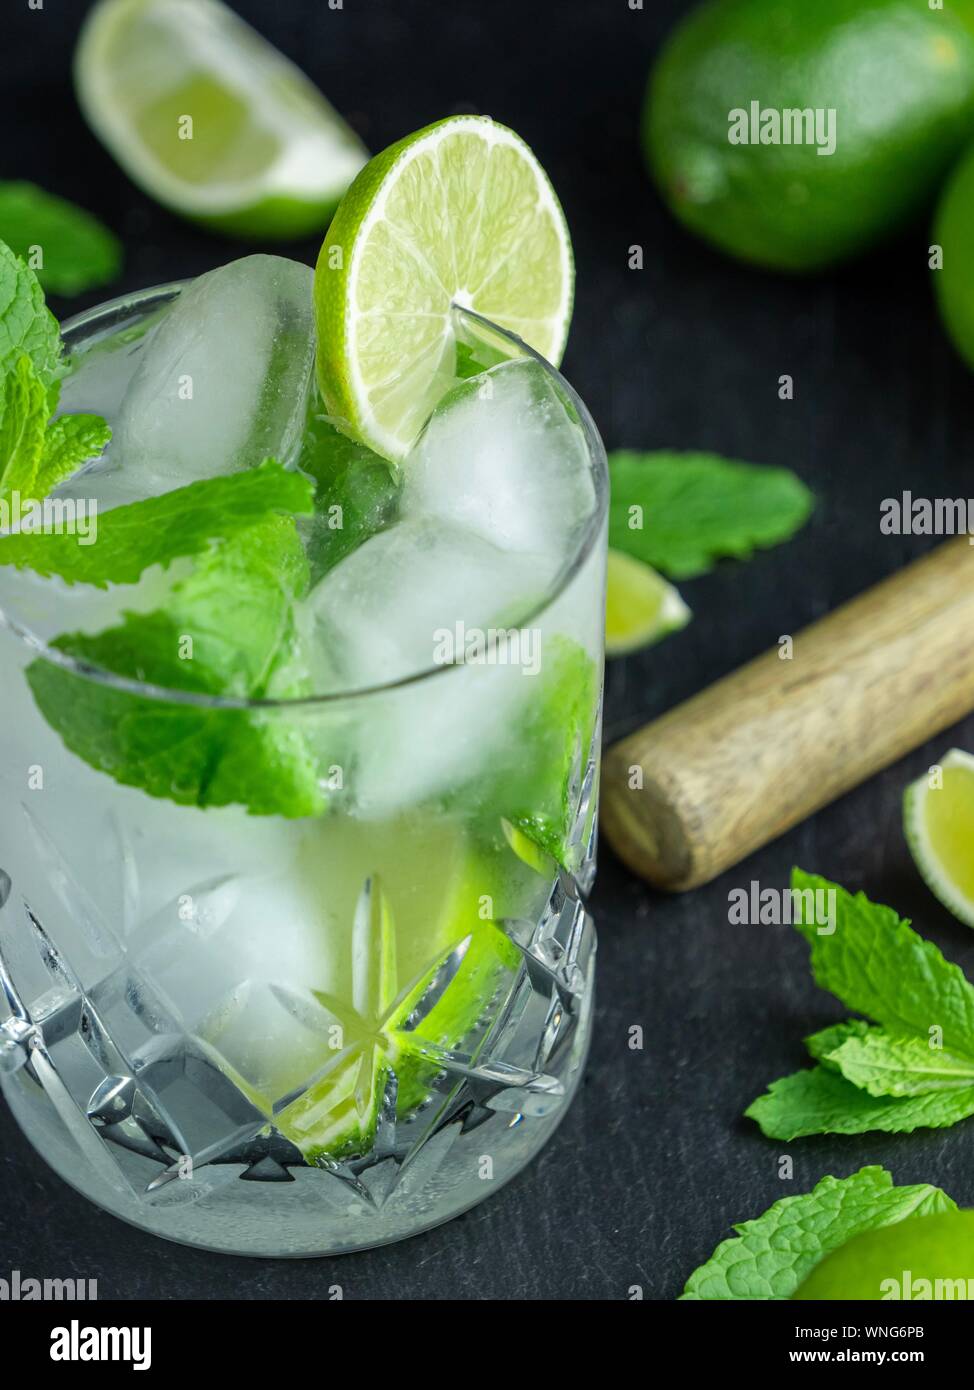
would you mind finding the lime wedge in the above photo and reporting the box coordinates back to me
[74,0,368,238]
[793,1212,974,1300]
[904,749,974,929]
[605,547,690,657]
[314,115,574,460]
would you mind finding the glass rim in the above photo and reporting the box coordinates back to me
[0,280,608,711]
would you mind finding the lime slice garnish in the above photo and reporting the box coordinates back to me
[904,749,974,929]
[75,0,368,238]
[793,1211,974,1299]
[314,115,574,460]
[605,547,690,657]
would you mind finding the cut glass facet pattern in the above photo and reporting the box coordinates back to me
[0,735,597,1216]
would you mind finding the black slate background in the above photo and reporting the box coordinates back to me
[1,0,973,1301]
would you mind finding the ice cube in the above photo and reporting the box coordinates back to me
[111,254,315,496]
[401,358,597,564]
[59,310,163,423]
[300,517,554,815]
[344,655,533,818]
[303,517,553,691]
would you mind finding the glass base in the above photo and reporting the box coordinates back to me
[0,809,597,1257]
[3,999,590,1257]
[2,916,593,1257]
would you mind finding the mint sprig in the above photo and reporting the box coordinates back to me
[681,1167,956,1300]
[0,353,48,501]
[0,240,111,505]
[0,352,112,507]
[825,1028,974,1096]
[0,458,314,584]
[35,412,113,498]
[0,241,323,819]
[0,182,121,297]
[27,510,325,819]
[746,1067,974,1140]
[608,450,813,579]
[0,239,61,388]
[745,871,974,1138]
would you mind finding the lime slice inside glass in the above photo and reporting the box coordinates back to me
[314,115,574,460]
[75,0,368,237]
[605,547,690,657]
[904,748,974,928]
[793,1211,974,1299]
[267,816,522,1163]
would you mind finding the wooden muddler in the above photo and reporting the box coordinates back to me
[601,537,974,891]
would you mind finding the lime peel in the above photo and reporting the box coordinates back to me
[75,0,367,237]
[314,114,574,461]
[905,749,974,929]
[793,1211,974,1300]
[605,547,690,657]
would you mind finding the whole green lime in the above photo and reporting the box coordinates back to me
[793,1212,974,1300]
[644,0,974,272]
[933,141,974,369]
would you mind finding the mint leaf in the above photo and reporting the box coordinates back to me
[747,874,974,1138]
[0,460,314,585]
[0,239,60,387]
[297,411,399,585]
[608,450,813,579]
[0,353,47,502]
[807,1020,974,1094]
[792,870,974,1056]
[35,413,112,498]
[680,1167,956,1300]
[826,1029,974,1096]
[745,1066,974,1139]
[26,516,324,818]
[805,1018,872,1068]
[0,253,110,507]
[0,183,121,297]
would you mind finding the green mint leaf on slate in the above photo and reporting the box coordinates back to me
[35,413,112,499]
[0,239,61,388]
[608,450,813,579]
[804,1018,872,1068]
[26,515,324,818]
[826,1029,974,1097]
[680,1167,956,1300]
[0,184,121,297]
[745,1066,974,1139]
[0,353,48,502]
[0,459,313,584]
[791,869,974,1056]
[296,410,399,585]
[746,871,974,1137]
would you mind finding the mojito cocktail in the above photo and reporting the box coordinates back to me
[0,117,607,1255]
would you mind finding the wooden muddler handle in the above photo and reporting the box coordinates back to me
[601,537,974,892]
